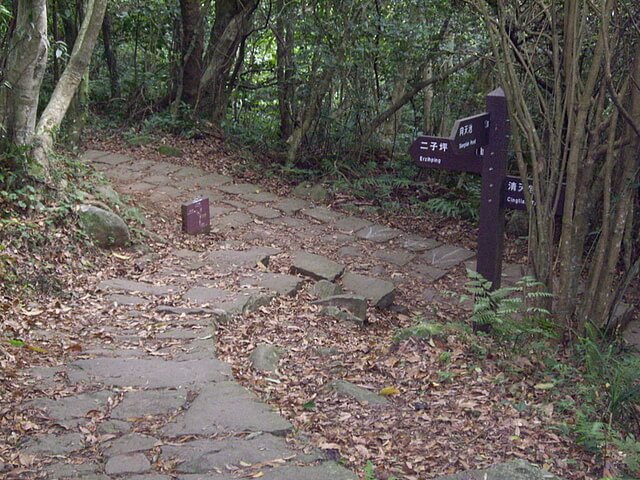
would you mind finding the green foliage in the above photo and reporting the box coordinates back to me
[393,319,445,343]
[425,179,481,221]
[461,270,557,342]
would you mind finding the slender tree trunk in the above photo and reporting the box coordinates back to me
[101,10,120,99]
[275,0,294,141]
[0,0,48,152]
[33,0,108,173]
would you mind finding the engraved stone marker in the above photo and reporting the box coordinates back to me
[181,197,210,234]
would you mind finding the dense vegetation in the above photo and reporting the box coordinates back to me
[1,0,639,478]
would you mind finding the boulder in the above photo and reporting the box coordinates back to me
[328,380,388,405]
[78,204,130,248]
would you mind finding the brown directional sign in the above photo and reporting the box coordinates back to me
[450,112,490,154]
[503,175,565,214]
[409,135,483,174]
[181,197,210,234]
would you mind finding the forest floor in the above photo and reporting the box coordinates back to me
[0,131,628,479]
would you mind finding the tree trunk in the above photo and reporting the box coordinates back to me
[0,0,48,151]
[101,9,120,99]
[275,0,294,141]
[179,0,204,106]
[197,0,259,124]
[422,63,434,134]
[33,0,107,173]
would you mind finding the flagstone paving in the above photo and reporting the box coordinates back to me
[15,150,547,479]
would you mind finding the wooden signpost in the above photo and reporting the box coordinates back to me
[409,88,511,289]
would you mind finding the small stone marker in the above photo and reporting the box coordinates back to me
[181,197,210,234]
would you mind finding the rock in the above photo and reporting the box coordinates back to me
[293,183,329,202]
[242,192,280,203]
[312,280,343,299]
[105,453,151,475]
[184,286,274,315]
[258,462,357,480]
[328,380,389,405]
[29,391,113,421]
[78,204,130,248]
[506,210,529,237]
[107,294,150,306]
[249,344,283,373]
[341,272,395,309]
[412,263,448,281]
[435,460,561,480]
[98,420,132,435]
[156,306,218,316]
[312,295,367,322]
[44,462,104,479]
[355,224,402,243]
[206,247,281,271]
[291,251,345,281]
[94,184,122,205]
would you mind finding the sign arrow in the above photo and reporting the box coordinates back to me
[409,135,483,174]
[450,112,490,154]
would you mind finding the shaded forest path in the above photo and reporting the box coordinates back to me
[15,150,563,479]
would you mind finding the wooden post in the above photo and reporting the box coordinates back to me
[476,88,509,289]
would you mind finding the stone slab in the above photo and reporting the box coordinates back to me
[269,216,310,228]
[111,390,188,419]
[273,198,308,214]
[162,382,292,436]
[301,207,343,223]
[312,280,343,299]
[206,247,281,270]
[259,463,357,480]
[242,191,280,203]
[67,357,231,387]
[373,249,415,267]
[424,244,475,269]
[328,380,388,405]
[248,205,281,219]
[355,224,402,243]
[141,174,173,185]
[103,433,160,456]
[107,294,151,306]
[435,460,561,480]
[411,263,448,281]
[23,432,85,455]
[161,434,297,474]
[44,461,104,479]
[173,166,204,178]
[218,183,262,195]
[241,272,304,297]
[149,163,181,176]
[341,272,395,308]
[312,295,367,322]
[216,212,253,228]
[184,286,273,315]
[334,216,372,233]
[403,236,441,252]
[291,251,344,281]
[30,391,114,421]
[98,279,178,296]
[90,152,131,166]
[105,453,151,475]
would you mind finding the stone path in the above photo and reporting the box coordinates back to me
[16,150,549,479]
